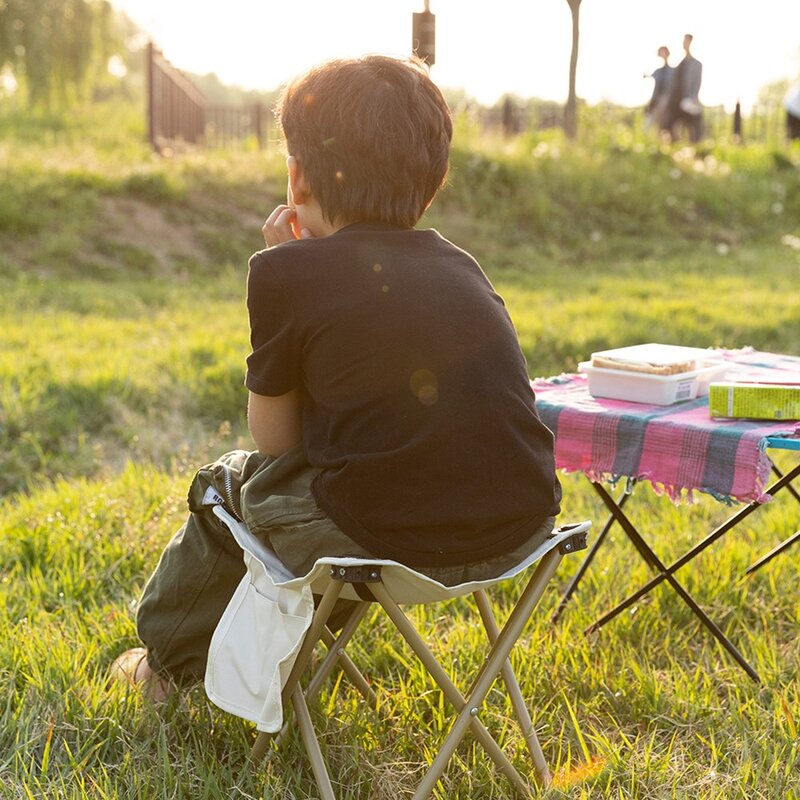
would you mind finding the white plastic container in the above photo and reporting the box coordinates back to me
[578,361,729,405]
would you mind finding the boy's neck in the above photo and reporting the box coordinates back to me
[316,217,346,237]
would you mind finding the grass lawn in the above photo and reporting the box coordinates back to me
[1,105,799,798]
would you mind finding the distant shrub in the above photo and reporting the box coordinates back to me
[122,171,186,204]
[443,137,800,262]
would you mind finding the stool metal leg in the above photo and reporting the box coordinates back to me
[368,582,532,798]
[371,549,564,799]
[271,606,377,753]
[474,589,550,787]
[291,683,337,800]
[410,548,564,799]
[316,613,377,707]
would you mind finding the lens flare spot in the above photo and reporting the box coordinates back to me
[550,756,607,789]
[410,369,438,406]
[373,263,382,272]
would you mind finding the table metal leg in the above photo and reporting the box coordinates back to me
[742,463,800,574]
[587,481,762,683]
[771,462,800,505]
[550,487,631,623]
[585,463,800,618]
[555,462,799,681]
[745,530,800,575]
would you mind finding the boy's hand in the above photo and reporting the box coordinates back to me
[262,204,312,247]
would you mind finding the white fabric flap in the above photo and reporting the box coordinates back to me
[204,506,314,732]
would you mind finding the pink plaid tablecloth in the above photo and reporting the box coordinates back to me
[533,349,800,505]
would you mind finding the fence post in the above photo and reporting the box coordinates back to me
[253,103,264,149]
[146,41,156,149]
[733,100,742,144]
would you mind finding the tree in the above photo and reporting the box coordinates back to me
[0,0,115,108]
[563,0,581,140]
[756,78,790,109]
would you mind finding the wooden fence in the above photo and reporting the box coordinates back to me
[147,42,791,152]
[146,43,269,152]
[146,43,205,151]
[205,103,269,149]
[479,100,791,146]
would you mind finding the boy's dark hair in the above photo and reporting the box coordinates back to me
[277,55,453,229]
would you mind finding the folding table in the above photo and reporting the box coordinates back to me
[533,348,800,683]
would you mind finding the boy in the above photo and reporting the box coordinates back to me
[113,55,561,698]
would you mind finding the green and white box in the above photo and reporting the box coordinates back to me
[708,382,800,421]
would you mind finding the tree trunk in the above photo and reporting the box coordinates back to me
[564,0,581,140]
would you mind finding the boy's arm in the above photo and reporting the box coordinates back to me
[247,388,302,457]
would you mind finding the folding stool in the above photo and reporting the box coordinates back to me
[205,506,590,800]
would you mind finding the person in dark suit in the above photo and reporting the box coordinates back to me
[665,34,703,143]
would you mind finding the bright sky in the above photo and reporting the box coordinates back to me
[114,0,800,111]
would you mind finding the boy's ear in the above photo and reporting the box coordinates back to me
[287,156,311,205]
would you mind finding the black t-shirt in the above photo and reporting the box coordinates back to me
[246,222,561,566]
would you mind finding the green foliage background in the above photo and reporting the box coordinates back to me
[0,0,119,106]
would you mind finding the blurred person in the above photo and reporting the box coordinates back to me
[785,80,800,140]
[644,45,674,133]
[665,34,703,143]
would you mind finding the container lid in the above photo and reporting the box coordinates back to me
[590,343,714,376]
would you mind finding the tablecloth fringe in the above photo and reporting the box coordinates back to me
[559,465,774,507]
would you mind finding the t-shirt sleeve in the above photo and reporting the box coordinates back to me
[245,250,301,396]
